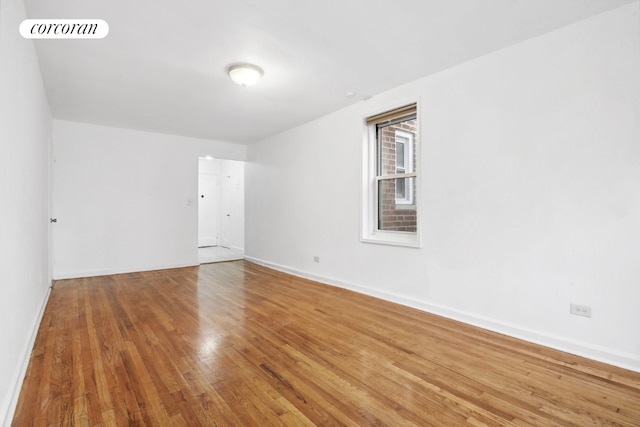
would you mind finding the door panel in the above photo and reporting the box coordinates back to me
[198,173,219,247]
[220,175,232,248]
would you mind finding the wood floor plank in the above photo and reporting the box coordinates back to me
[13,260,640,426]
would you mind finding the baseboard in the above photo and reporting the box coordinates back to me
[53,260,200,280]
[245,256,640,373]
[1,284,51,427]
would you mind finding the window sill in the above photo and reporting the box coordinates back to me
[393,203,416,211]
[361,230,420,248]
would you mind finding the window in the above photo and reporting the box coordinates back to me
[394,130,414,204]
[362,103,419,247]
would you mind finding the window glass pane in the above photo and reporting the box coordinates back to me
[377,126,395,175]
[378,177,417,232]
[396,140,405,169]
[377,119,416,176]
[396,177,406,199]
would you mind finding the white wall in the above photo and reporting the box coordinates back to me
[198,157,245,252]
[52,120,246,279]
[0,0,52,423]
[246,3,640,371]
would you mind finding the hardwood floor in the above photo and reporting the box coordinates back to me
[13,261,640,426]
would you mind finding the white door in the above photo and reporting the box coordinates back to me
[49,138,55,281]
[198,173,219,247]
[220,175,232,248]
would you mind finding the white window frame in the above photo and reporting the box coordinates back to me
[394,130,414,205]
[361,102,420,248]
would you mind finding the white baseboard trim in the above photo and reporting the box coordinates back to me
[245,256,640,373]
[53,261,200,280]
[2,284,51,427]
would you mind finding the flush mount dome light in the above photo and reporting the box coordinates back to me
[227,63,264,87]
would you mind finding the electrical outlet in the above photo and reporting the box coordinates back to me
[313,256,319,263]
[570,303,592,318]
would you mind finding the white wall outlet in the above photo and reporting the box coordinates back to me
[570,303,592,318]
[313,256,319,263]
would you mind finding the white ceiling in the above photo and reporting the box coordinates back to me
[25,0,633,144]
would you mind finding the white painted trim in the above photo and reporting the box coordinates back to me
[53,261,199,280]
[361,230,421,247]
[244,256,640,373]
[2,286,51,427]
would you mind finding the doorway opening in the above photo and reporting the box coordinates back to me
[198,157,245,264]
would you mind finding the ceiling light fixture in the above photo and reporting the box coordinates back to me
[227,63,264,87]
